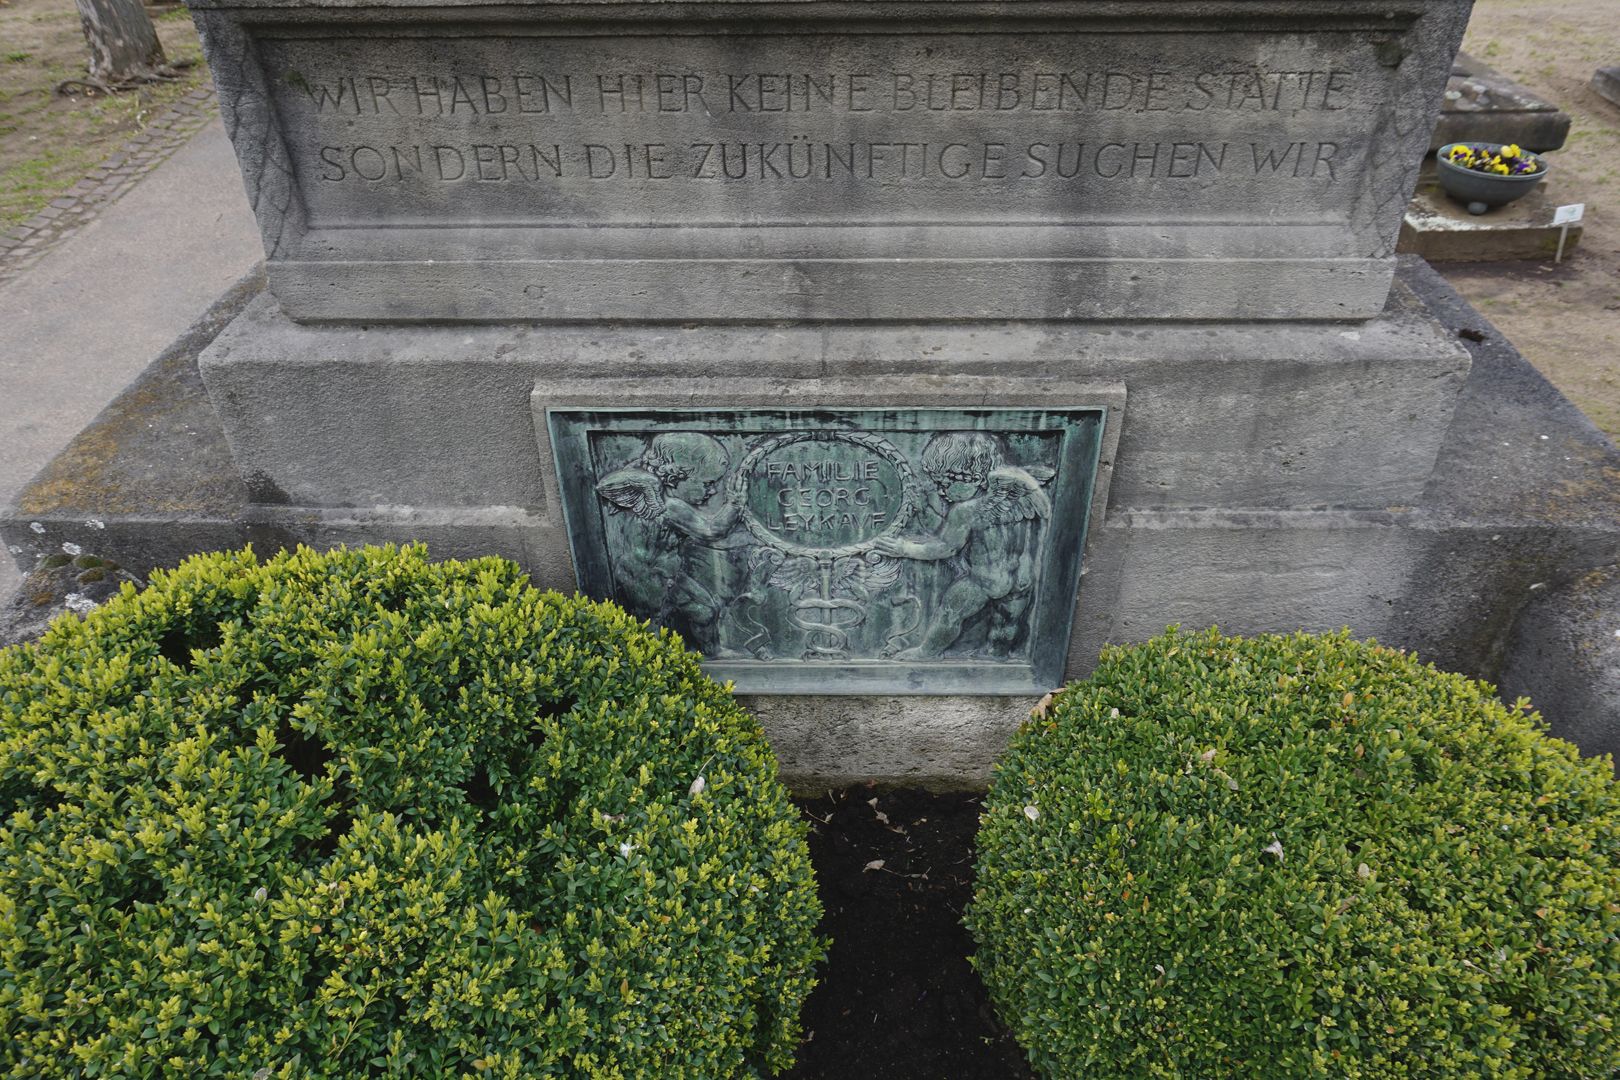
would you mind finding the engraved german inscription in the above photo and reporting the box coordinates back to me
[292,68,1360,117]
[258,31,1394,227]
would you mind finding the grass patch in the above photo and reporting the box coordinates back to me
[0,0,209,231]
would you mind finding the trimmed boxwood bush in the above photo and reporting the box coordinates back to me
[0,545,823,1078]
[969,627,1620,1079]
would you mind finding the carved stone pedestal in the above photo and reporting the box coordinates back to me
[15,261,1618,787]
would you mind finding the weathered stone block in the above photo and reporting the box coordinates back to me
[1592,66,1620,110]
[191,0,1470,321]
[197,282,1469,516]
[1431,52,1572,152]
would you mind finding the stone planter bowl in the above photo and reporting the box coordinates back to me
[1437,142,1548,215]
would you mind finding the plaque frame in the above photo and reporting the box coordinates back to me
[547,405,1106,694]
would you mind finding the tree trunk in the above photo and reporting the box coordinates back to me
[73,0,166,85]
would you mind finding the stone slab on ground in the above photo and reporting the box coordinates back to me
[5,258,1618,787]
[1432,52,1573,152]
[0,555,145,649]
[1399,165,1585,261]
[1499,564,1620,766]
[1595,67,1620,110]
[1,272,260,580]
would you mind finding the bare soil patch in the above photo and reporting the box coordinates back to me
[0,0,207,230]
[784,787,1034,1080]
[1441,0,1620,437]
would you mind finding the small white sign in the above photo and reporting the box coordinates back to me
[1553,203,1586,226]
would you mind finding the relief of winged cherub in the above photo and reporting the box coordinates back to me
[593,431,744,648]
[872,431,1053,660]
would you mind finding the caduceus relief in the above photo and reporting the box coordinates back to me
[725,546,920,662]
[764,552,908,660]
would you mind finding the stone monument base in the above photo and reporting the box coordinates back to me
[1400,165,1584,263]
[5,259,1618,787]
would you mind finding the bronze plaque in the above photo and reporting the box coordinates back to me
[548,407,1105,693]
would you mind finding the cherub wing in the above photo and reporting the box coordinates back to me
[595,469,664,522]
[826,554,901,599]
[768,556,822,599]
[852,555,902,593]
[976,467,1053,525]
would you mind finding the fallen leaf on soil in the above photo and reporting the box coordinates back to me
[864,859,885,872]
[866,797,908,834]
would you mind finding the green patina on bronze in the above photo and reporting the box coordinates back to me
[548,407,1105,694]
